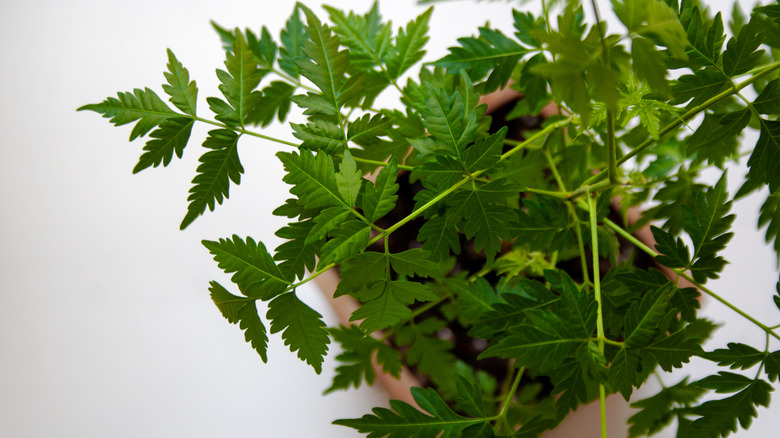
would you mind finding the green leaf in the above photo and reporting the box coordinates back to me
[334,251,386,298]
[434,27,526,93]
[754,79,780,115]
[132,117,194,173]
[631,37,670,97]
[386,7,432,79]
[420,84,479,158]
[748,119,780,192]
[267,292,330,374]
[319,220,371,267]
[722,17,765,77]
[278,150,344,209]
[389,249,440,278]
[210,30,264,127]
[470,278,557,338]
[418,214,462,263]
[463,127,506,173]
[512,197,573,252]
[704,343,765,371]
[336,150,363,207]
[450,182,515,262]
[757,193,780,258]
[671,70,728,107]
[396,318,457,393]
[274,220,320,281]
[687,377,773,437]
[326,325,402,393]
[209,281,269,362]
[348,113,392,148]
[651,226,690,268]
[351,279,437,333]
[279,6,306,79]
[512,10,545,48]
[686,108,750,165]
[245,81,295,127]
[181,129,244,229]
[296,8,354,115]
[324,3,393,70]
[202,235,289,299]
[629,378,705,438]
[682,7,725,69]
[78,87,177,140]
[766,351,780,382]
[624,284,674,348]
[334,386,489,437]
[291,119,346,154]
[162,49,198,116]
[643,320,706,371]
[307,207,352,245]
[682,173,735,282]
[246,26,277,68]
[361,159,398,222]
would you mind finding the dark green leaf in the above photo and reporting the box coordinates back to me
[389,249,440,278]
[687,377,773,437]
[418,213,462,263]
[209,281,269,362]
[754,79,780,115]
[671,70,728,107]
[267,292,330,374]
[319,220,371,266]
[279,6,306,78]
[278,150,345,209]
[274,220,320,281]
[202,235,289,299]
[334,387,489,437]
[326,325,402,393]
[291,120,346,154]
[651,226,690,268]
[722,17,765,77]
[307,207,352,245]
[704,343,765,371]
[748,119,780,192]
[420,84,479,158]
[211,30,264,127]
[245,81,295,126]
[181,129,243,229]
[686,108,750,166]
[133,117,194,173]
[629,378,705,438]
[361,159,398,222]
[396,318,456,393]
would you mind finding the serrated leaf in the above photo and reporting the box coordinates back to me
[350,282,410,333]
[181,129,243,229]
[267,292,330,374]
[245,81,295,127]
[203,235,289,299]
[512,197,573,252]
[686,108,750,165]
[754,79,780,115]
[450,184,515,262]
[246,26,277,68]
[211,30,264,127]
[513,10,545,48]
[389,248,440,278]
[682,7,726,69]
[651,226,690,268]
[78,87,177,140]
[722,17,765,77]
[643,320,705,371]
[274,220,320,281]
[307,207,352,245]
[629,378,705,438]
[336,150,363,207]
[421,85,479,158]
[455,373,486,418]
[334,386,489,437]
[757,193,780,258]
[133,117,194,173]
[682,173,734,282]
[705,343,765,371]
[291,119,346,154]
[361,159,398,222]
[624,285,673,349]
[469,278,557,338]
[162,49,198,116]
[418,214,462,263]
[687,378,773,437]
[386,8,432,79]
[434,27,526,93]
[334,251,386,298]
[326,325,402,393]
[278,150,345,209]
[748,119,780,193]
[671,70,728,107]
[209,281,269,362]
[631,36,670,97]
[614,0,689,58]
[766,351,780,382]
[463,127,506,173]
[396,317,457,394]
[348,113,392,148]
[279,6,306,78]
[324,3,392,70]
[319,220,371,266]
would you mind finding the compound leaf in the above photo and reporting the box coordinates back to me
[203,235,289,299]
[78,87,177,140]
[133,117,194,173]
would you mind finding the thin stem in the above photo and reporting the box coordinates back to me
[493,365,525,433]
[192,116,299,147]
[587,193,606,351]
[579,60,780,188]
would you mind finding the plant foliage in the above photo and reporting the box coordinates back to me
[81,0,780,436]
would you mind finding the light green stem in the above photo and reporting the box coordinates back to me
[587,191,608,438]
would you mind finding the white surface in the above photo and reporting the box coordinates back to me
[0,0,777,437]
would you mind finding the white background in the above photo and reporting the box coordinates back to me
[0,0,777,436]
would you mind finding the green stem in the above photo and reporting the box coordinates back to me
[587,190,608,438]
[579,60,780,188]
[192,116,299,147]
[600,217,780,342]
[493,365,525,433]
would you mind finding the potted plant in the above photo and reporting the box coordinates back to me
[79,0,780,436]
